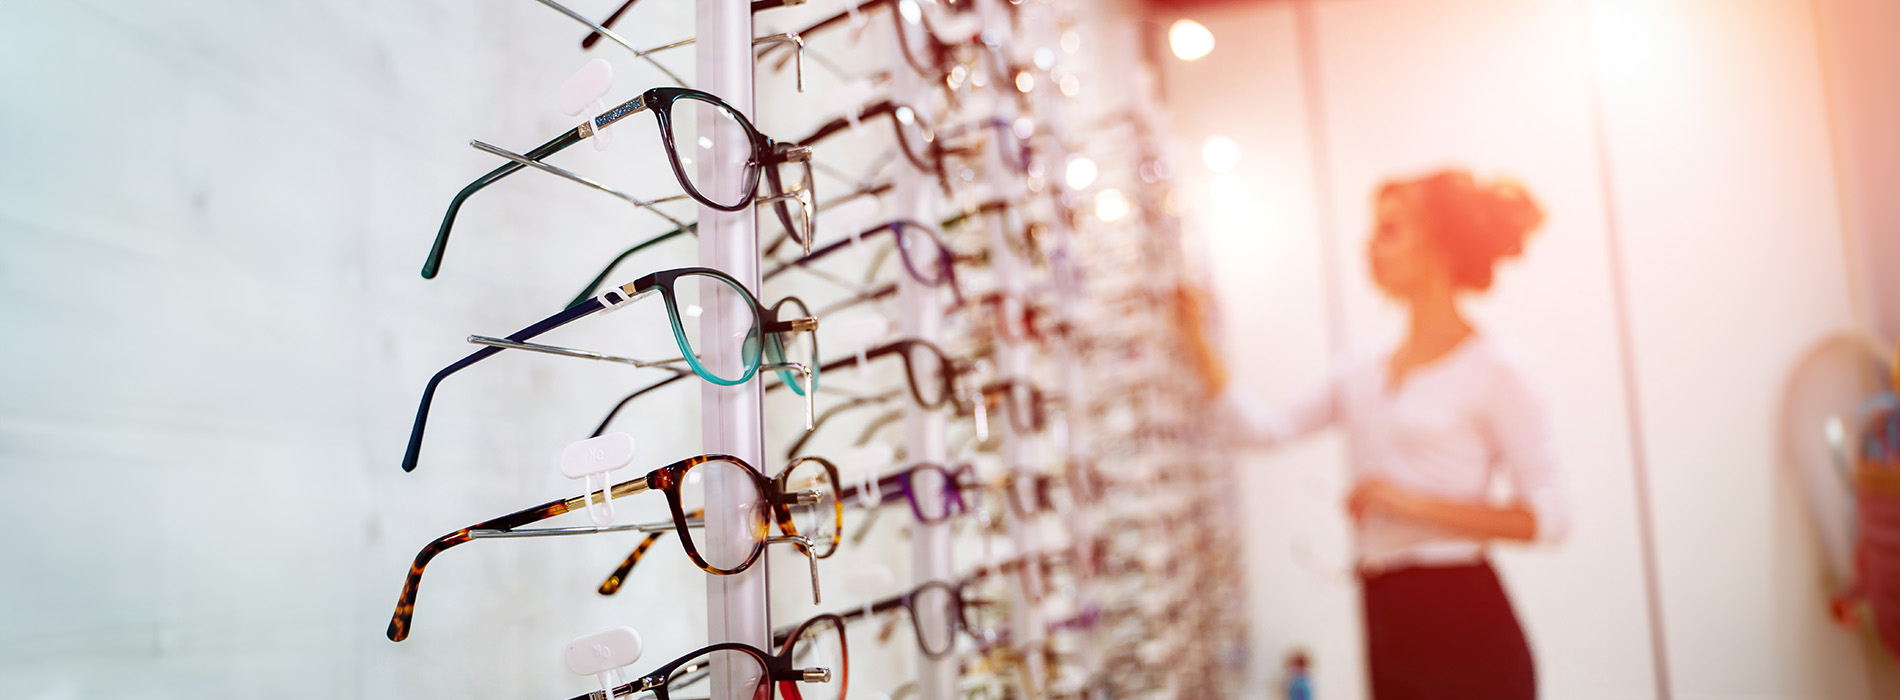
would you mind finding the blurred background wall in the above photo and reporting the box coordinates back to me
[1149,0,1900,697]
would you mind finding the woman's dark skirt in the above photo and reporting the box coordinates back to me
[1360,561,1536,700]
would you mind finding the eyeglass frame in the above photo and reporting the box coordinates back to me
[593,455,844,597]
[424,87,812,279]
[554,614,844,700]
[386,453,839,642]
[401,267,805,473]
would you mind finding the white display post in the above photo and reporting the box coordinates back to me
[973,2,1045,696]
[698,1,768,698]
[892,17,957,700]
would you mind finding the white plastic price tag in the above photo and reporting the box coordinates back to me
[824,193,884,247]
[828,80,876,132]
[839,443,896,510]
[844,565,896,628]
[565,626,644,700]
[561,59,617,151]
[826,310,891,376]
[561,433,637,526]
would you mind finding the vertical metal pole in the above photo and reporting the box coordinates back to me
[698,1,766,698]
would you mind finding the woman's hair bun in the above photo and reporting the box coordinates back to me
[1385,169,1545,291]
[1482,178,1545,254]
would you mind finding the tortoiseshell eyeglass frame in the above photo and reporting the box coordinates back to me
[596,456,844,596]
[386,453,835,642]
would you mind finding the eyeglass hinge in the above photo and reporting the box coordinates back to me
[597,286,657,312]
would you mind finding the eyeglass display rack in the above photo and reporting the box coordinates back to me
[388,0,1248,699]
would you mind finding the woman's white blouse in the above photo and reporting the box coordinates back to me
[1230,336,1570,571]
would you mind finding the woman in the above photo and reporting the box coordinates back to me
[1229,169,1569,700]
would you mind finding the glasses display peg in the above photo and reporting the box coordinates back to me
[561,59,617,152]
[565,625,644,700]
[561,433,638,526]
[840,443,896,510]
[843,0,868,39]
[1050,410,1070,457]
[829,310,892,378]
[845,564,897,632]
[827,80,877,134]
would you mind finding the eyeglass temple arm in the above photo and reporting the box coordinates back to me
[781,389,900,459]
[584,0,808,49]
[853,408,905,446]
[761,361,817,430]
[762,220,902,280]
[592,373,690,437]
[569,223,699,308]
[401,294,610,472]
[425,127,586,279]
[387,476,650,641]
[835,471,907,504]
[596,528,673,596]
[534,0,690,87]
[469,139,694,232]
[559,672,664,700]
[757,1,863,67]
[466,335,695,377]
[764,182,895,259]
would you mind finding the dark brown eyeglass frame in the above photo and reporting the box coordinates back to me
[759,0,984,92]
[796,100,958,193]
[425,87,803,279]
[553,616,844,700]
[386,453,830,641]
[768,339,961,411]
[793,580,990,658]
[976,378,1050,435]
[960,291,1053,348]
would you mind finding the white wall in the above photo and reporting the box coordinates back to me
[0,0,940,698]
[1161,0,1889,697]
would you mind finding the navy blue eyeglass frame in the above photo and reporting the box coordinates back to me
[400,267,803,473]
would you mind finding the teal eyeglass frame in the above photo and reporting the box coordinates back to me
[401,266,811,472]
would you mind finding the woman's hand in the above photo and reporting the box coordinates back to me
[1347,477,1539,541]
[1346,477,1424,522]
